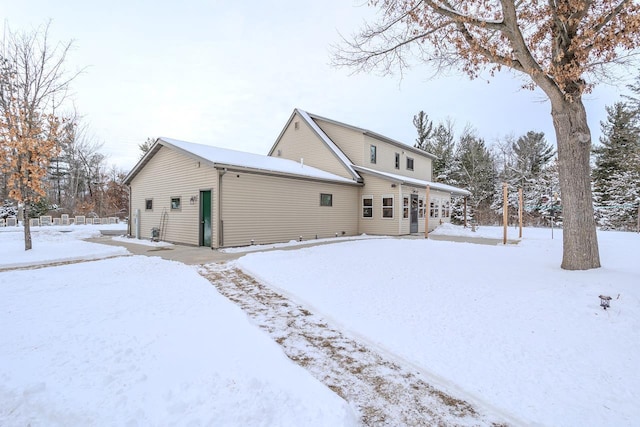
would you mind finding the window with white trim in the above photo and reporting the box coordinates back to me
[403,196,409,219]
[418,197,425,218]
[395,152,400,169]
[443,200,451,218]
[370,145,377,164]
[382,196,394,218]
[362,196,373,218]
[406,157,414,170]
[430,199,440,218]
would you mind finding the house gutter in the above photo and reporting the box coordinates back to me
[212,163,362,186]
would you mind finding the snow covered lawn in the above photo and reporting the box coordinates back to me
[0,230,357,425]
[238,227,640,426]
[0,225,128,269]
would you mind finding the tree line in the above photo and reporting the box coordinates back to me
[0,23,129,250]
[415,75,640,232]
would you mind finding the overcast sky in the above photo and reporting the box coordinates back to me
[2,0,630,171]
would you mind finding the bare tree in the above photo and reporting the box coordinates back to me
[0,22,78,250]
[334,1,640,270]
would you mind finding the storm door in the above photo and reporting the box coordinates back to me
[200,190,212,247]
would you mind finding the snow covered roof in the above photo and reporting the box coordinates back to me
[352,165,471,196]
[125,137,360,186]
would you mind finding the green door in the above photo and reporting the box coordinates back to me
[200,190,212,247]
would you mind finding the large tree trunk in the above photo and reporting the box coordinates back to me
[551,99,600,270]
[23,203,32,251]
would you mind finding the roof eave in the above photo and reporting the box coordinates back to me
[214,162,362,186]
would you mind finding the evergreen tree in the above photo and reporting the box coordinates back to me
[592,102,640,230]
[138,137,155,159]
[429,120,457,183]
[452,128,497,224]
[412,111,433,152]
[512,131,555,180]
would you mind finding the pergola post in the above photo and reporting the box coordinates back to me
[425,185,430,239]
[518,188,523,238]
[463,196,468,228]
[503,183,508,245]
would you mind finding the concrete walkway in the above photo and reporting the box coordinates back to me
[88,232,517,265]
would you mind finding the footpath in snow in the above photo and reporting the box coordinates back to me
[238,226,640,427]
[0,228,357,426]
[200,262,509,426]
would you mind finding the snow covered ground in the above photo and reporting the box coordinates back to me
[0,224,128,269]
[238,226,640,426]
[0,228,357,425]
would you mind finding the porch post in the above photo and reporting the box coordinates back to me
[425,185,430,238]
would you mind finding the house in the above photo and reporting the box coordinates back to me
[124,108,470,248]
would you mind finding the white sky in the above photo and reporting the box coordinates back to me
[2,0,629,171]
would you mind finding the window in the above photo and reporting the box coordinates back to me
[443,200,451,218]
[406,157,414,170]
[171,197,181,210]
[395,153,400,169]
[370,145,377,164]
[418,198,425,219]
[362,196,373,218]
[145,199,153,211]
[320,193,333,207]
[430,199,440,218]
[403,196,409,219]
[382,196,394,218]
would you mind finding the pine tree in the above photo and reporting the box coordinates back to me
[429,120,457,183]
[138,137,155,159]
[592,102,640,230]
[452,129,496,224]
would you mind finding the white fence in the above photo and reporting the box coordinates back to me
[0,216,120,227]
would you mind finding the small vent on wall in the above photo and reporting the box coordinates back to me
[294,121,299,130]
[277,149,282,157]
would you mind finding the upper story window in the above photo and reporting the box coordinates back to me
[395,153,400,169]
[320,193,333,207]
[370,145,377,164]
[145,199,153,211]
[406,157,414,171]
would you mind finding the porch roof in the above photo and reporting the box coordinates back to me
[353,166,471,196]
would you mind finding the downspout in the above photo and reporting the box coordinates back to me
[217,168,227,248]
[127,185,132,237]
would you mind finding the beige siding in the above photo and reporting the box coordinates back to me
[271,113,353,179]
[130,146,217,246]
[363,135,432,181]
[357,174,403,236]
[220,172,359,247]
[358,175,452,235]
[313,118,364,165]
